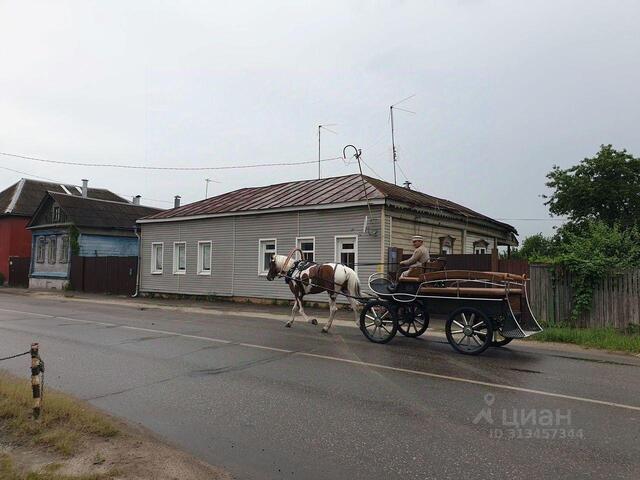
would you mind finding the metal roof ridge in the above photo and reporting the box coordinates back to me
[5,178,25,214]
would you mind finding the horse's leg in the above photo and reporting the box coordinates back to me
[322,293,338,333]
[297,298,317,325]
[285,298,299,328]
[347,297,361,327]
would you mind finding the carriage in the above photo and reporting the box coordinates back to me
[359,267,543,355]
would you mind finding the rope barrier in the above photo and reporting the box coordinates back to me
[0,345,44,419]
[0,350,30,362]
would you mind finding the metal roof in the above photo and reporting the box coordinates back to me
[28,192,162,230]
[141,174,516,233]
[0,178,128,217]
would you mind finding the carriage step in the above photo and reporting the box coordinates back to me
[501,328,542,339]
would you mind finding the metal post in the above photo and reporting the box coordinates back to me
[318,125,321,179]
[390,106,397,185]
[30,343,42,419]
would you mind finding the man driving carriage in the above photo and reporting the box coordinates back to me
[399,235,430,277]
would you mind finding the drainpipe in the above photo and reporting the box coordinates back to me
[132,225,142,297]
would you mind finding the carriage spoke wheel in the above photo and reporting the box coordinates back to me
[360,300,398,344]
[397,302,429,338]
[445,307,493,355]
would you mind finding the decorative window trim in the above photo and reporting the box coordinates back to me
[59,235,70,264]
[52,205,61,223]
[173,242,187,275]
[258,238,277,276]
[439,235,455,255]
[197,241,212,275]
[296,236,315,262]
[151,242,164,274]
[36,237,46,263]
[473,239,490,255]
[334,235,358,272]
[47,236,57,264]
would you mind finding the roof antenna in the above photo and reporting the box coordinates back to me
[390,94,416,185]
[343,145,373,231]
[318,124,337,179]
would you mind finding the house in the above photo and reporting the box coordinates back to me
[0,178,127,286]
[136,174,518,302]
[27,191,161,290]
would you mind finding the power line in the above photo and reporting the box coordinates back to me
[0,151,343,171]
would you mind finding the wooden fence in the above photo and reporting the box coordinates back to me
[70,256,138,296]
[529,265,640,329]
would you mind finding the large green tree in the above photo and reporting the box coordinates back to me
[544,145,640,228]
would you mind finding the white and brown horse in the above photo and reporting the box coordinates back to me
[266,254,362,333]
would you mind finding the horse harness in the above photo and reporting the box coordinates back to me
[284,259,316,284]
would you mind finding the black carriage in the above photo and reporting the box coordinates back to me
[359,270,543,355]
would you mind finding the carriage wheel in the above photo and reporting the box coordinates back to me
[396,302,429,338]
[360,300,398,344]
[445,308,493,355]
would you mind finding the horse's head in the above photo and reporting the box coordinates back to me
[266,254,281,281]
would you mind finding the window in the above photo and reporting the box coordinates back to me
[439,235,455,255]
[296,237,315,262]
[36,237,46,263]
[335,236,357,270]
[47,236,57,264]
[151,243,163,274]
[173,242,186,274]
[60,236,70,263]
[473,239,489,255]
[52,205,61,223]
[197,241,212,275]
[259,239,277,275]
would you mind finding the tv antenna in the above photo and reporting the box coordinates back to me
[390,94,415,185]
[318,124,337,179]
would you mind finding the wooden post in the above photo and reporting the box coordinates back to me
[30,343,42,419]
[491,247,499,272]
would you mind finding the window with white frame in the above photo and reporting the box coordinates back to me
[173,242,186,274]
[47,236,57,264]
[59,235,70,263]
[52,205,61,223]
[36,237,46,263]
[296,237,315,262]
[473,240,489,255]
[335,236,357,270]
[151,242,163,274]
[197,241,212,275]
[439,235,455,255]
[259,239,276,275]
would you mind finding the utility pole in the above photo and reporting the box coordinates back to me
[317,124,337,179]
[389,94,416,185]
[390,106,397,185]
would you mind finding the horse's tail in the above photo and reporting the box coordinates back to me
[347,268,361,299]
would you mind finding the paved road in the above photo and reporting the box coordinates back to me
[0,292,639,479]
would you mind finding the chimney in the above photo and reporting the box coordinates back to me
[174,195,181,208]
[403,180,412,190]
[81,179,88,198]
[132,195,141,205]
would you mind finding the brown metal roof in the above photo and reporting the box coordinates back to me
[141,174,516,233]
[0,178,128,217]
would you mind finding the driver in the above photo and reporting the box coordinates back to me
[400,235,430,277]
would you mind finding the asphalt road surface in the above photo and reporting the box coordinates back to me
[0,292,639,479]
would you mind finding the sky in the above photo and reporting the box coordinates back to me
[1,0,639,239]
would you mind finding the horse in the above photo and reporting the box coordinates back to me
[266,253,362,333]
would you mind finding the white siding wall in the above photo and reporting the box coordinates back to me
[140,206,383,301]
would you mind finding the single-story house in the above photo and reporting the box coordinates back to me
[137,174,517,302]
[0,178,127,286]
[28,191,161,289]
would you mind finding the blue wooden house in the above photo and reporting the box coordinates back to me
[28,190,161,290]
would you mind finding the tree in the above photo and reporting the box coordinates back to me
[510,233,556,261]
[544,145,640,228]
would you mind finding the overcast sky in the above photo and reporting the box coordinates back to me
[1,1,638,239]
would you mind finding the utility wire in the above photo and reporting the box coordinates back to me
[0,151,343,171]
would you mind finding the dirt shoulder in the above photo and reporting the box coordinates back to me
[0,371,232,480]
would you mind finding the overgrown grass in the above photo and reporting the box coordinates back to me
[0,454,114,480]
[529,326,640,354]
[0,372,118,456]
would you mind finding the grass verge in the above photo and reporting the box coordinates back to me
[0,371,118,456]
[528,326,640,354]
[0,454,113,480]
